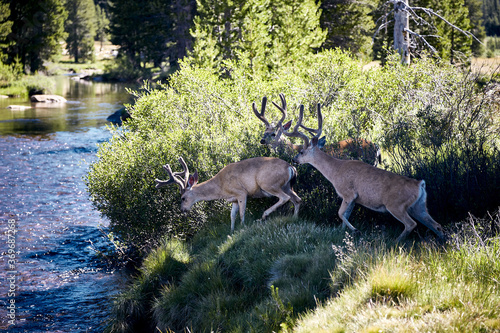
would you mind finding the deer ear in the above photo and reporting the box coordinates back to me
[187,171,198,189]
[318,136,326,149]
[283,120,292,131]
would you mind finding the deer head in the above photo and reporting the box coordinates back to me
[281,103,326,164]
[155,157,199,210]
[253,94,290,150]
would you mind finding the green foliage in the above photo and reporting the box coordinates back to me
[106,238,191,333]
[0,70,54,97]
[65,0,97,63]
[371,56,500,222]
[108,217,347,333]
[295,211,500,333]
[320,0,377,59]
[87,50,500,249]
[465,0,486,56]
[373,0,476,64]
[0,0,12,58]
[109,0,194,70]
[7,0,67,73]
[190,0,326,74]
[108,212,500,332]
[483,0,500,36]
[95,4,109,50]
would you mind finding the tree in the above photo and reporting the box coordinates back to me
[483,0,500,36]
[320,0,377,58]
[0,0,13,60]
[190,0,326,73]
[109,0,191,69]
[65,0,97,63]
[465,0,485,56]
[95,3,109,52]
[374,0,477,64]
[7,0,67,73]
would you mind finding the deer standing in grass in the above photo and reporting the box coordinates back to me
[279,102,444,242]
[253,93,381,166]
[155,157,301,233]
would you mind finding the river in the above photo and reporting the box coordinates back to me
[0,76,134,332]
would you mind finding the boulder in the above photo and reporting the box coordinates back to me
[30,94,67,103]
[106,107,131,125]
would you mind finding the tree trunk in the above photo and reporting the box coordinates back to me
[394,0,410,65]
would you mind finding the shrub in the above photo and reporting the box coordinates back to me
[87,50,500,249]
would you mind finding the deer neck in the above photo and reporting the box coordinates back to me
[307,148,343,180]
[191,177,223,201]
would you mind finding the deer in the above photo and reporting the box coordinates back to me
[253,93,381,166]
[279,102,445,242]
[155,156,302,233]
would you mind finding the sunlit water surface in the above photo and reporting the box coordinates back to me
[0,76,134,332]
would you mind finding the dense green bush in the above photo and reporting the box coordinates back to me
[86,49,500,249]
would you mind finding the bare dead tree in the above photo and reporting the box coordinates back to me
[374,0,482,65]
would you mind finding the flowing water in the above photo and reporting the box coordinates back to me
[0,76,134,332]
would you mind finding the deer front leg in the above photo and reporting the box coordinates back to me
[387,206,417,242]
[338,197,358,231]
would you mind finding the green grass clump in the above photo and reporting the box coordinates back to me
[108,211,500,333]
[294,212,500,333]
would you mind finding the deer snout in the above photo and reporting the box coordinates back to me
[260,138,266,144]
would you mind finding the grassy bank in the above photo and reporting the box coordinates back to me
[106,210,500,332]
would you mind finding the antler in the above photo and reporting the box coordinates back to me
[299,103,323,139]
[281,105,311,148]
[252,96,270,127]
[155,157,190,193]
[271,93,288,126]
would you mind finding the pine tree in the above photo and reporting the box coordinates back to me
[466,0,485,56]
[109,0,178,69]
[65,0,97,63]
[0,0,12,60]
[95,4,109,52]
[190,0,326,72]
[373,0,475,64]
[7,0,67,73]
[320,0,377,58]
[483,0,500,36]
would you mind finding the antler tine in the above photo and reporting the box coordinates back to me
[281,104,310,148]
[177,157,190,188]
[315,103,323,138]
[155,157,190,192]
[271,93,287,125]
[299,103,323,138]
[155,164,186,192]
[252,96,270,127]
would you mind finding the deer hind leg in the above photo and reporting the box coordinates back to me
[238,197,247,226]
[283,185,302,217]
[230,202,239,233]
[408,194,444,239]
[261,191,291,220]
[387,206,418,242]
[338,197,358,231]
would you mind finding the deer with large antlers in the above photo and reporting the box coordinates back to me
[253,93,381,166]
[155,157,302,233]
[280,103,444,242]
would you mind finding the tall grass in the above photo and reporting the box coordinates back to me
[106,209,500,332]
[295,210,500,333]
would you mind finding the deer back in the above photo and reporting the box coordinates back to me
[324,138,380,165]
